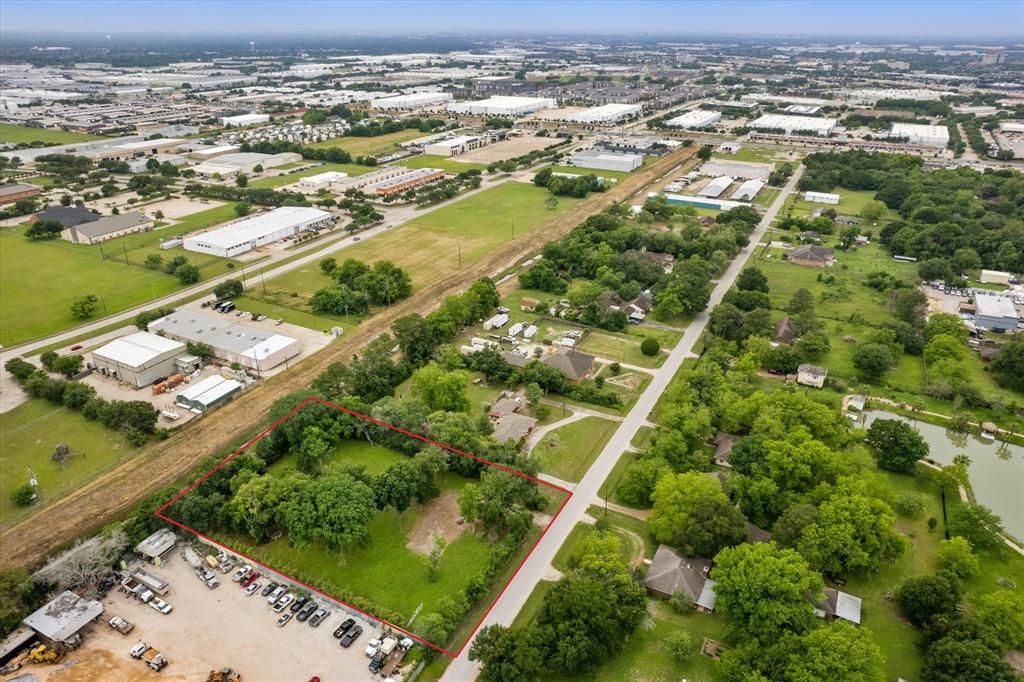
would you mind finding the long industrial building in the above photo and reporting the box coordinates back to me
[371,92,452,110]
[424,134,490,156]
[889,123,949,148]
[183,207,334,257]
[221,113,270,127]
[148,311,301,371]
[749,114,837,137]
[369,167,445,196]
[664,109,721,129]
[91,331,187,388]
[568,103,642,124]
[730,179,765,201]
[568,149,643,172]
[448,96,556,117]
[698,176,734,198]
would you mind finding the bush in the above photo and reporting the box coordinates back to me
[640,337,660,356]
[10,483,35,507]
[893,493,925,518]
[667,630,694,663]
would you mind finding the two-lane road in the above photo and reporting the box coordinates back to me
[440,165,804,682]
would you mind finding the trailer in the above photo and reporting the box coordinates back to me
[132,568,170,595]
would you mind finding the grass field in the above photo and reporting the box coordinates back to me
[268,438,408,477]
[0,399,143,527]
[267,183,583,298]
[249,162,374,189]
[789,188,897,221]
[530,416,619,482]
[0,123,104,145]
[306,129,425,157]
[578,326,679,368]
[546,164,635,184]
[400,154,489,174]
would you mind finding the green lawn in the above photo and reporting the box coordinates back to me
[231,292,358,332]
[790,188,897,221]
[0,123,105,145]
[268,438,407,477]
[400,155,489,174]
[530,416,619,482]
[577,327,679,368]
[0,399,143,527]
[249,162,374,189]
[306,129,426,156]
[546,164,635,184]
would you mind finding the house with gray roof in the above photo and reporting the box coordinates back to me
[61,211,154,244]
[644,545,716,612]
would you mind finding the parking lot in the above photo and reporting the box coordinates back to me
[18,548,408,682]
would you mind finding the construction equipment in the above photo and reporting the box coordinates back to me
[207,668,241,682]
[29,643,62,664]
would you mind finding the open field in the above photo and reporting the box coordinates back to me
[399,154,489,173]
[0,399,143,527]
[0,122,104,145]
[268,438,407,477]
[249,161,374,189]
[530,416,619,482]
[546,164,635,184]
[454,136,557,164]
[306,129,426,156]
[578,327,678,367]
[0,145,698,571]
[788,187,898,221]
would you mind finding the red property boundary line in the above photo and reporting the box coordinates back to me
[156,395,573,658]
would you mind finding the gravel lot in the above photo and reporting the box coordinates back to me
[11,549,406,682]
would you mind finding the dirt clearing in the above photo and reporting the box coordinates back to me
[406,489,467,555]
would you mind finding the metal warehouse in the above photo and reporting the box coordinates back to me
[183,207,334,257]
[568,149,643,172]
[371,92,452,109]
[148,311,301,371]
[665,109,721,129]
[221,113,270,127]
[568,103,643,124]
[174,375,242,412]
[889,123,950,148]
[974,294,1020,332]
[730,179,765,201]
[424,134,490,156]
[698,176,734,198]
[749,114,837,136]
[91,331,186,388]
[447,96,556,117]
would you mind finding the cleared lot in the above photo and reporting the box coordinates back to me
[454,136,557,164]
[16,549,404,682]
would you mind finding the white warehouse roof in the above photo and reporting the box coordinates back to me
[975,294,1019,320]
[568,103,643,123]
[186,207,332,251]
[749,114,837,135]
[698,176,734,198]
[731,179,765,201]
[665,109,721,129]
[241,334,299,361]
[92,331,185,367]
[176,375,228,402]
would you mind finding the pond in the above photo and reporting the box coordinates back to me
[859,410,1024,541]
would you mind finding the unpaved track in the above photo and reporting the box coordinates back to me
[0,148,695,571]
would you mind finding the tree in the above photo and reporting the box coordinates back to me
[640,337,660,356]
[772,503,818,548]
[649,472,746,557]
[737,267,769,292]
[213,278,244,300]
[990,338,1024,392]
[975,590,1024,651]
[897,572,962,627]
[297,426,332,475]
[175,263,200,284]
[838,226,859,250]
[782,622,886,682]
[235,174,249,187]
[788,287,815,315]
[25,219,64,240]
[234,202,251,217]
[144,253,163,270]
[375,460,435,513]
[411,364,470,412]
[935,536,979,579]
[852,343,893,381]
[697,144,713,160]
[281,471,376,551]
[53,354,84,378]
[666,630,694,663]
[947,504,1004,552]
[70,294,99,319]
[10,483,35,507]
[923,637,1018,682]
[469,625,543,682]
[918,258,953,283]
[859,199,887,221]
[864,418,928,473]
[797,488,904,576]
[5,357,36,383]
[186,342,215,362]
[428,533,447,581]
[712,542,823,641]
[319,257,337,275]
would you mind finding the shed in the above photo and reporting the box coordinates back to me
[523,325,538,339]
[814,588,862,625]
[22,591,103,650]
[134,528,177,563]
[190,378,242,412]
[797,364,828,388]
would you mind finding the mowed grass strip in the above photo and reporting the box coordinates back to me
[400,154,489,173]
[0,399,143,527]
[530,416,619,482]
[266,182,583,299]
[0,123,105,145]
[305,129,426,156]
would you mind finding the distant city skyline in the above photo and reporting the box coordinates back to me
[1,0,1021,39]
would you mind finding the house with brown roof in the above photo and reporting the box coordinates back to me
[774,317,798,345]
[541,347,594,383]
[789,244,835,268]
[644,545,717,612]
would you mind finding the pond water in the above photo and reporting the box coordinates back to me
[859,410,1024,541]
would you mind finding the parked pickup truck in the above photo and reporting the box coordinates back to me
[129,642,168,671]
[107,616,134,635]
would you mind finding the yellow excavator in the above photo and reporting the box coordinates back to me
[206,669,241,682]
[29,643,63,664]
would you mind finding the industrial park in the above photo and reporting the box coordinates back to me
[1,2,1023,682]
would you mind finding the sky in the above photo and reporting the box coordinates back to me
[1,0,1021,39]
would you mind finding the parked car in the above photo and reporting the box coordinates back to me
[369,652,386,674]
[240,570,260,587]
[245,581,261,596]
[261,582,278,597]
[276,612,292,628]
[290,595,309,613]
[296,602,317,623]
[149,598,173,615]
[334,618,355,639]
[273,594,294,613]
[340,625,363,648]
[308,608,329,627]
[266,586,286,604]
[232,565,250,583]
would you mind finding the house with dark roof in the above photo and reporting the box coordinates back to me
[61,211,154,244]
[789,244,835,268]
[28,205,99,228]
[492,413,538,444]
[500,350,531,369]
[774,317,798,345]
[541,347,594,383]
[644,545,717,612]
[712,432,738,468]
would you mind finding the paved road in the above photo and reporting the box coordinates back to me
[440,165,804,681]
[0,171,530,412]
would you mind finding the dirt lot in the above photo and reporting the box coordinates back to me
[6,550,396,682]
[454,136,557,164]
[0,146,697,572]
[405,489,467,555]
[136,198,227,221]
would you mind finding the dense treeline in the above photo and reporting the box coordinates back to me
[183,182,309,207]
[532,167,607,198]
[799,151,1024,272]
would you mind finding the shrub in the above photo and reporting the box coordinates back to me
[667,630,694,663]
[10,483,36,507]
[893,493,925,518]
[640,337,660,356]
